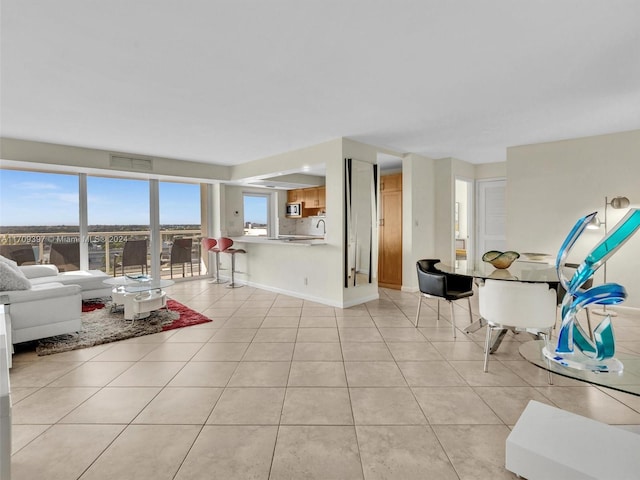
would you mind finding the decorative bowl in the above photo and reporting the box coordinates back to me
[482,250,520,269]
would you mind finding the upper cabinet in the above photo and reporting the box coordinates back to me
[287,186,326,217]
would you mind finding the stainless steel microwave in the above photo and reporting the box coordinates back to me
[286,202,302,217]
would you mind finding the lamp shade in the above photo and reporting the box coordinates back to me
[610,196,630,209]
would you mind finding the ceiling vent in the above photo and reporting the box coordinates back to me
[110,154,153,171]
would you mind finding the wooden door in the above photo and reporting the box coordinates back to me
[378,174,403,289]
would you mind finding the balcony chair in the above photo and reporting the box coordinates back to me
[113,239,148,277]
[480,278,557,383]
[415,259,474,338]
[0,244,37,265]
[49,242,80,272]
[218,237,246,288]
[168,238,193,278]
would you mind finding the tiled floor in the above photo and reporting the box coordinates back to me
[8,280,640,479]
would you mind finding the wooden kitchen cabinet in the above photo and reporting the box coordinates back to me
[378,173,402,289]
[317,186,326,208]
[287,186,326,217]
[287,189,302,203]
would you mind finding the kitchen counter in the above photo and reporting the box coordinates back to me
[230,235,327,246]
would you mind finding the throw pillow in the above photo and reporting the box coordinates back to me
[0,255,20,271]
[0,260,31,291]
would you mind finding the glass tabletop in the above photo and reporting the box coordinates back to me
[520,340,640,396]
[103,275,175,293]
[436,260,560,284]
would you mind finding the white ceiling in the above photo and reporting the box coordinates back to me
[2,1,639,168]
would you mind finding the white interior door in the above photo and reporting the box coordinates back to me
[477,179,506,257]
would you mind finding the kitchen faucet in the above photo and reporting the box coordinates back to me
[316,218,326,235]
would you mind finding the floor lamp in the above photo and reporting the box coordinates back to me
[592,195,631,317]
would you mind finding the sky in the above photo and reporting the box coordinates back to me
[0,170,202,226]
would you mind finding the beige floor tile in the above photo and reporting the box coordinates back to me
[371,316,416,328]
[386,342,445,361]
[108,361,185,387]
[261,316,301,328]
[336,316,376,328]
[302,306,336,317]
[350,387,427,425]
[163,327,217,342]
[9,387,38,403]
[299,316,337,328]
[296,327,340,342]
[357,425,458,480]
[418,326,473,342]
[341,343,394,361]
[49,361,134,387]
[11,424,124,480]
[268,307,302,317]
[344,361,407,387]
[89,343,160,362]
[9,360,84,388]
[203,307,239,318]
[80,424,200,480]
[431,341,487,360]
[473,386,555,425]
[13,387,99,424]
[599,386,640,412]
[270,426,363,480]
[37,343,113,362]
[223,315,265,328]
[133,387,222,424]
[11,424,50,454]
[378,327,428,342]
[339,327,384,342]
[413,386,503,424]
[398,361,468,387]
[228,361,291,387]
[433,425,518,479]
[175,425,278,480]
[253,327,298,342]
[536,385,640,424]
[272,299,304,307]
[140,342,203,361]
[500,360,584,387]
[293,342,344,361]
[450,360,528,387]
[61,387,161,424]
[207,387,285,424]
[288,361,347,387]
[281,387,353,425]
[210,328,257,342]
[190,342,249,361]
[233,307,269,317]
[168,361,238,387]
[242,342,295,361]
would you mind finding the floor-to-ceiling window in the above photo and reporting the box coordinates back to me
[243,193,270,236]
[87,176,150,274]
[159,181,202,278]
[0,170,79,266]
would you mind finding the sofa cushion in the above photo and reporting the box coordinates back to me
[20,264,60,279]
[28,269,110,291]
[0,260,31,291]
[2,282,81,303]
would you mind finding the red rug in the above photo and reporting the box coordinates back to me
[35,298,213,355]
[162,299,212,330]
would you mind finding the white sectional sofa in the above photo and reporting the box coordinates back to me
[0,257,111,346]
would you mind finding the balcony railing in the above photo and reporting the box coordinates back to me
[0,230,205,279]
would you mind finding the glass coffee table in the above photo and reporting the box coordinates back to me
[104,275,175,321]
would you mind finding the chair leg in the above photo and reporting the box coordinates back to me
[450,301,456,339]
[436,299,440,322]
[467,297,473,324]
[415,296,422,328]
[483,324,492,372]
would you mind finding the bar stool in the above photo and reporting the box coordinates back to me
[204,238,227,284]
[218,237,246,288]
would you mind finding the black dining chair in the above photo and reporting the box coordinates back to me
[0,244,37,265]
[415,259,474,337]
[168,238,193,278]
[49,242,80,272]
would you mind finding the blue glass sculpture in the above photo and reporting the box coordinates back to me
[543,208,640,372]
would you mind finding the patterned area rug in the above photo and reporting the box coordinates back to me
[36,299,212,356]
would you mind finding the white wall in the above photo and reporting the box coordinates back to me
[507,129,640,308]
[402,153,436,291]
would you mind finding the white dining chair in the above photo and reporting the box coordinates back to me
[479,279,557,383]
